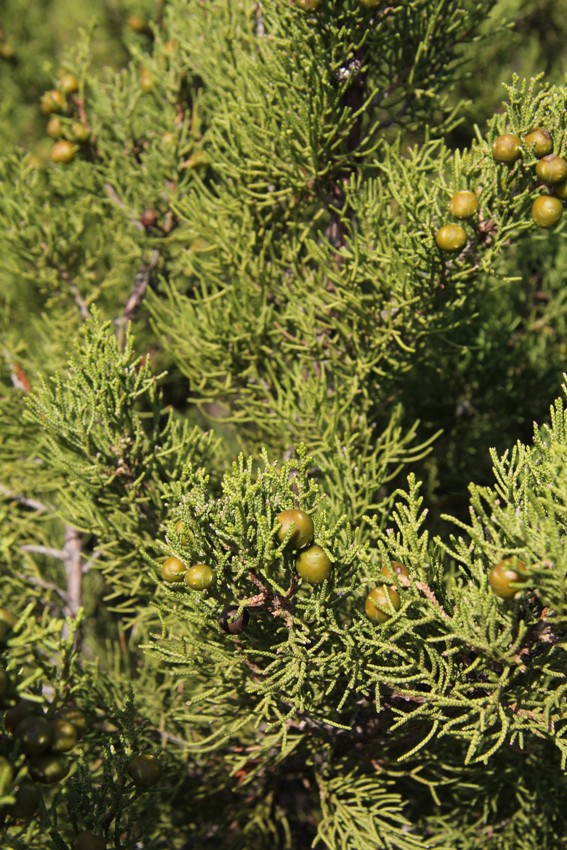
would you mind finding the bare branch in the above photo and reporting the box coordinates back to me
[105,182,135,216]
[54,261,90,320]
[124,250,161,322]
[25,574,68,602]
[82,549,103,574]
[63,525,83,618]
[115,249,161,346]
[414,581,450,619]
[254,2,265,38]
[22,527,83,637]
[65,277,90,320]
[20,544,66,559]
[0,485,51,513]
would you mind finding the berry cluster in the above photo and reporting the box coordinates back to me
[435,189,479,253]
[2,711,86,812]
[160,512,414,630]
[161,552,216,592]
[39,74,91,165]
[0,607,87,826]
[366,556,530,623]
[276,509,332,584]
[161,509,333,635]
[1,608,162,846]
[435,126,566,253]
[493,127,567,228]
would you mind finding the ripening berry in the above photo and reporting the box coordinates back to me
[449,191,478,219]
[127,754,162,789]
[46,117,63,138]
[185,564,215,590]
[11,783,41,821]
[40,89,65,114]
[365,586,401,623]
[0,43,16,60]
[435,224,467,253]
[553,180,567,201]
[127,15,148,33]
[14,715,53,755]
[294,0,323,8]
[524,127,553,158]
[276,509,314,551]
[535,154,567,185]
[295,545,332,584]
[532,195,563,228]
[218,605,249,635]
[492,134,521,163]
[70,122,91,143]
[50,140,78,164]
[4,699,42,733]
[57,73,79,95]
[50,717,79,752]
[29,753,70,784]
[488,558,527,599]
[53,706,87,737]
[175,519,192,546]
[140,208,158,229]
[161,556,186,583]
[73,833,106,850]
[140,68,154,93]
[380,561,410,581]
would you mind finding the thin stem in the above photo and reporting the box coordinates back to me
[20,544,66,559]
[115,249,161,347]
[0,486,51,512]
[63,525,83,619]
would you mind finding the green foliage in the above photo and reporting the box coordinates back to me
[24,312,220,615]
